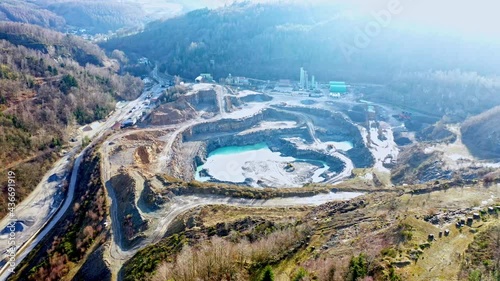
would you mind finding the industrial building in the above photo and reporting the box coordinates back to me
[299,67,318,90]
[224,74,251,86]
[233,76,250,86]
[300,67,305,88]
[329,81,347,94]
[195,73,214,83]
[304,71,309,89]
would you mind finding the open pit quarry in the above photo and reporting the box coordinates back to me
[93,83,386,278]
[5,81,500,281]
[92,83,500,280]
[111,85,376,187]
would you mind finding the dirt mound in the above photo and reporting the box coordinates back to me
[135,146,152,165]
[133,142,162,170]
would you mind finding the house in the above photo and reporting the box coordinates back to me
[82,125,93,132]
[111,122,121,131]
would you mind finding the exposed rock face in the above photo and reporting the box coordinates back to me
[176,105,374,182]
[150,99,197,125]
[462,106,500,160]
[204,128,305,153]
[193,131,346,178]
[182,108,301,141]
[109,172,148,248]
[276,138,346,172]
[279,105,374,168]
[226,93,272,112]
[184,89,219,112]
[73,245,111,281]
[391,145,449,184]
[417,123,456,143]
[163,102,375,184]
[167,138,207,181]
[150,89,219,125]
[193,144,208,167]
[139,181,166,211]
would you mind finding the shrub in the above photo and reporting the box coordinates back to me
[388,266,402,281]
[381,247,397,258]
[82,136,91,147]
[346,253,368,281]
[293,267,307,281]
[468,270,481,281]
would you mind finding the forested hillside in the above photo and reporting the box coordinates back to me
[0,0,220,35]
[0,0,65,30]
[0,0,145,34]
[0,22,106,66]
[45,1,144,34]
[461,106,500,160]
[365,70,500,120]
[0,22,143,217]
[102,2,500,83]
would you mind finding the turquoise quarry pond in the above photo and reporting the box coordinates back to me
[195,142,351,186]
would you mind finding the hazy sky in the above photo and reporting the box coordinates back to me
[343,0,498,40]
[187,0,498,40]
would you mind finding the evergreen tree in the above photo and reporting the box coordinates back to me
[260,266,275,281]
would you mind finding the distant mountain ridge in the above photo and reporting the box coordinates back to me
[102,2,500,83]
[0,0,146,34]
[0,0,232,34]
